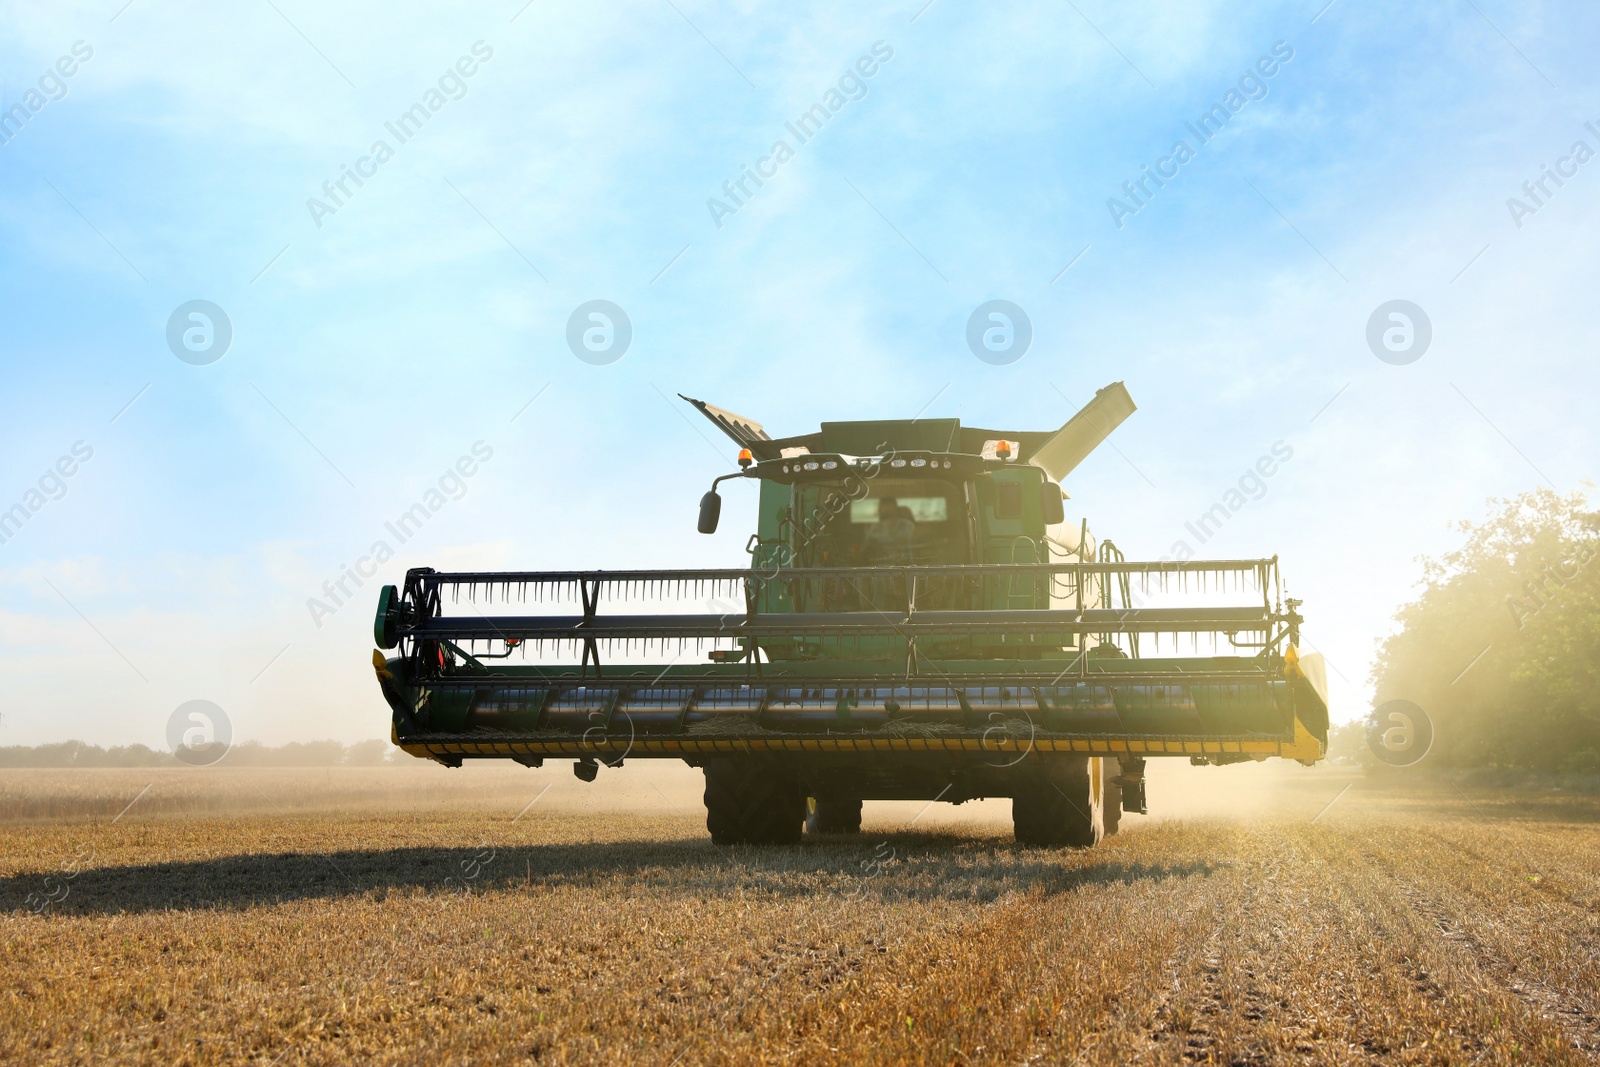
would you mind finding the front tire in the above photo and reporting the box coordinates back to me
[805,796,863,835]
[703,759,804,845]
[1012,755,1104,847]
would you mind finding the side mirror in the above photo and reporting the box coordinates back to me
[697,490,722,534]
[1040,482,1065,526]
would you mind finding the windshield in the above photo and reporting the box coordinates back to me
[791,479,967,567]
[785,478,969,614]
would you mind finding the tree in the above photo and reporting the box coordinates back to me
[1370,488,1600,770]
[344,739,394,765]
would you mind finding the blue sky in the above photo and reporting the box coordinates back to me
[1,0,1595,746]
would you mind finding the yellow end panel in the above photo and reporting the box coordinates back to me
[1280,715,1327,761]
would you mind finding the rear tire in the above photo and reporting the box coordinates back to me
[1012,755,1104,847]
[703,759,804,845]
[805,796,863,835]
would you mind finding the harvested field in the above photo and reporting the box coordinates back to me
[2,761,1597,1065]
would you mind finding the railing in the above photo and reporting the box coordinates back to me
[385,559,1293,676]
[403,558,1280,605]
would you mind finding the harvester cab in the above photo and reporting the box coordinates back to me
[372,383,1328,847]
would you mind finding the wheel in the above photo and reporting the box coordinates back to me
[805,796,863,835]
[1012,755,1104,847]
[1013,756,1103,846]
[702,759,804,845]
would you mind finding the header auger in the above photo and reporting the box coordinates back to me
[372,383,1328,847]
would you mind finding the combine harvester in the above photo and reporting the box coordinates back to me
[372,384,1328,846]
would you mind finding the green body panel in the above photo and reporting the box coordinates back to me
[815,419,961,456]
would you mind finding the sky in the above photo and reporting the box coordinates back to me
[1,0,1595,748]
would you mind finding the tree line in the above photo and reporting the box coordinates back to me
[1369,487,1599,771]
[0,739,397,768]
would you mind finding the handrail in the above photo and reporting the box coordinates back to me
[411,558,1279,587]
[403,606,1280,641]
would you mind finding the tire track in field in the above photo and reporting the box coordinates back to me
[1335,820,1597,1061]
[1142,841,1285,1066]
[1009,834,1233,1066]
[1011,894,1214,1067]
[1408,824,1600,1041]
[1415,823,1600,952]
[1342,816,1600,1060]
[1390,877,1600,1058]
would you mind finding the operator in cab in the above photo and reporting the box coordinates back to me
[862,498,916,564]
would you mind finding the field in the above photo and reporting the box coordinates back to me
[2,760,1597,1065]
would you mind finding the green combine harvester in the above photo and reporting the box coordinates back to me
[372,383,1328,846]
